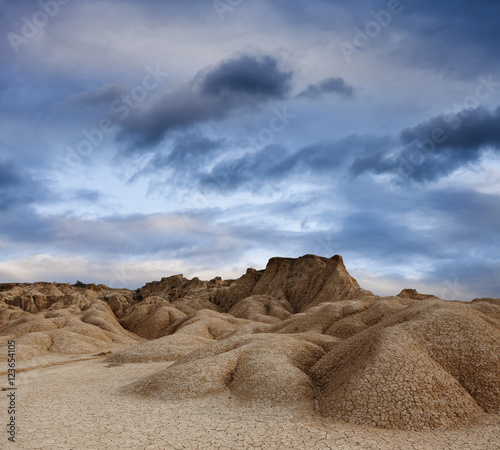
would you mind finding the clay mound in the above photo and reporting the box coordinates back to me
[116,292,221,340]
[227,295,294,323]
[122,333,327,410]
[0,282,106,313]
[164,309,252,340]
[109,307,260,363]
[106,333,212,363]
[266,298,378,336]
[313,327,483,431]
[402,303,500,414]
[122,296,500,431]
[311,300,500,430]
[138,274,226,301]
[118,298,188,339]
[104,293,136,319]
[0,300,140,362]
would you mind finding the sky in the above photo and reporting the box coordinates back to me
[1,0,499,300]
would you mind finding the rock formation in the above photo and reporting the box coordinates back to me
[1,254,499,431]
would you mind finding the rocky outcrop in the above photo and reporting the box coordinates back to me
[1,254,499,432]
[397,289,440,300]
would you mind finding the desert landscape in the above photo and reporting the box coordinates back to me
[1,254,499,449]
[2,0,500,448]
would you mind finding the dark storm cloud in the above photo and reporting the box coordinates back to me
[408,188,500,299]
[319,210,436,261]
[350,106,500,182]
[214,181,500,299]
[198,55,292,99]
[116,55,293,150]
[0,160,57,244]
[0,160,25,211]
[153,133,223,167]
[297,77,354,99]
[400,106,500,151]
[0,0,498,298]
[0,160,22,188]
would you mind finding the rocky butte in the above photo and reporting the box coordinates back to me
[1,254,499,436]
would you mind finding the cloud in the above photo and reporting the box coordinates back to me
[423,189,500,242]
[1,0,499,302]
[297,77,354,99]
[388,1,500,79]
[424,259,500,301]
[0,254,246,289]
[70,189,106,203]
[0,207,248,263]
[116,54,293,151]
[302,184,500,300]
[0,160,23,189]
[350,106,500,182]
[198,135,394,193]
[400,106,500,151]
[198,55,292,99]
[70,83,129,107]
[131,132,225,180]
[0,159,51,211]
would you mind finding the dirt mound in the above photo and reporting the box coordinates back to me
[122,296,500,431]
[0,296,140,362]
[122,333,327,411]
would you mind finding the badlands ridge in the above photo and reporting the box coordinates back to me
[1,254,499,432]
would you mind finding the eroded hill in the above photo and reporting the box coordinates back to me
[1,254,499,431]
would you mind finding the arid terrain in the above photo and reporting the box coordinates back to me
[1,254,499,449]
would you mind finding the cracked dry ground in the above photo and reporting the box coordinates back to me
[3,358,499,450]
